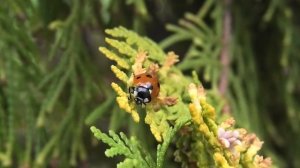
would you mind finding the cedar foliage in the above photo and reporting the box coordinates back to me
[0,0,299,167]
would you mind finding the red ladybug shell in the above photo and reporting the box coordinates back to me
[133,73,160,100]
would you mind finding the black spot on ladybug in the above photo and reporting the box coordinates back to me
[136,76,141,79]
[146,74,152,78]
[157,82,160,88]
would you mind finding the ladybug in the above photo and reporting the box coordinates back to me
[128,73,160,105]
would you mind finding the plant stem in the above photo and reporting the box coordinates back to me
[219,0,232,114]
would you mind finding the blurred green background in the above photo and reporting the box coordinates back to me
[0,0,300,167]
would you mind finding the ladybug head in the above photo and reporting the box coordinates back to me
[129,85,152,105]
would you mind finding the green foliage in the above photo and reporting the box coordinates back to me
[0,0,300,167]
[156,118,189,168]
[105,26,166,62]
[85,96,115,125]
[95,25,273,168]
[0,0,108,167]
[91,126,156,168]
[161,1,300,167]
[161,0,222,81]
[91,116,188,168]
[100,26,194,142]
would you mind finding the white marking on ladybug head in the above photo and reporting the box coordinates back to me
[143,98,149,103]
[139,82,151,88]
[133,90,138,97]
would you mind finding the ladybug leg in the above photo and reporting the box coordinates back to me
[135,97,143,105]
[128,87,134,94]
[128,88,131,100]
[128,87,135,100]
